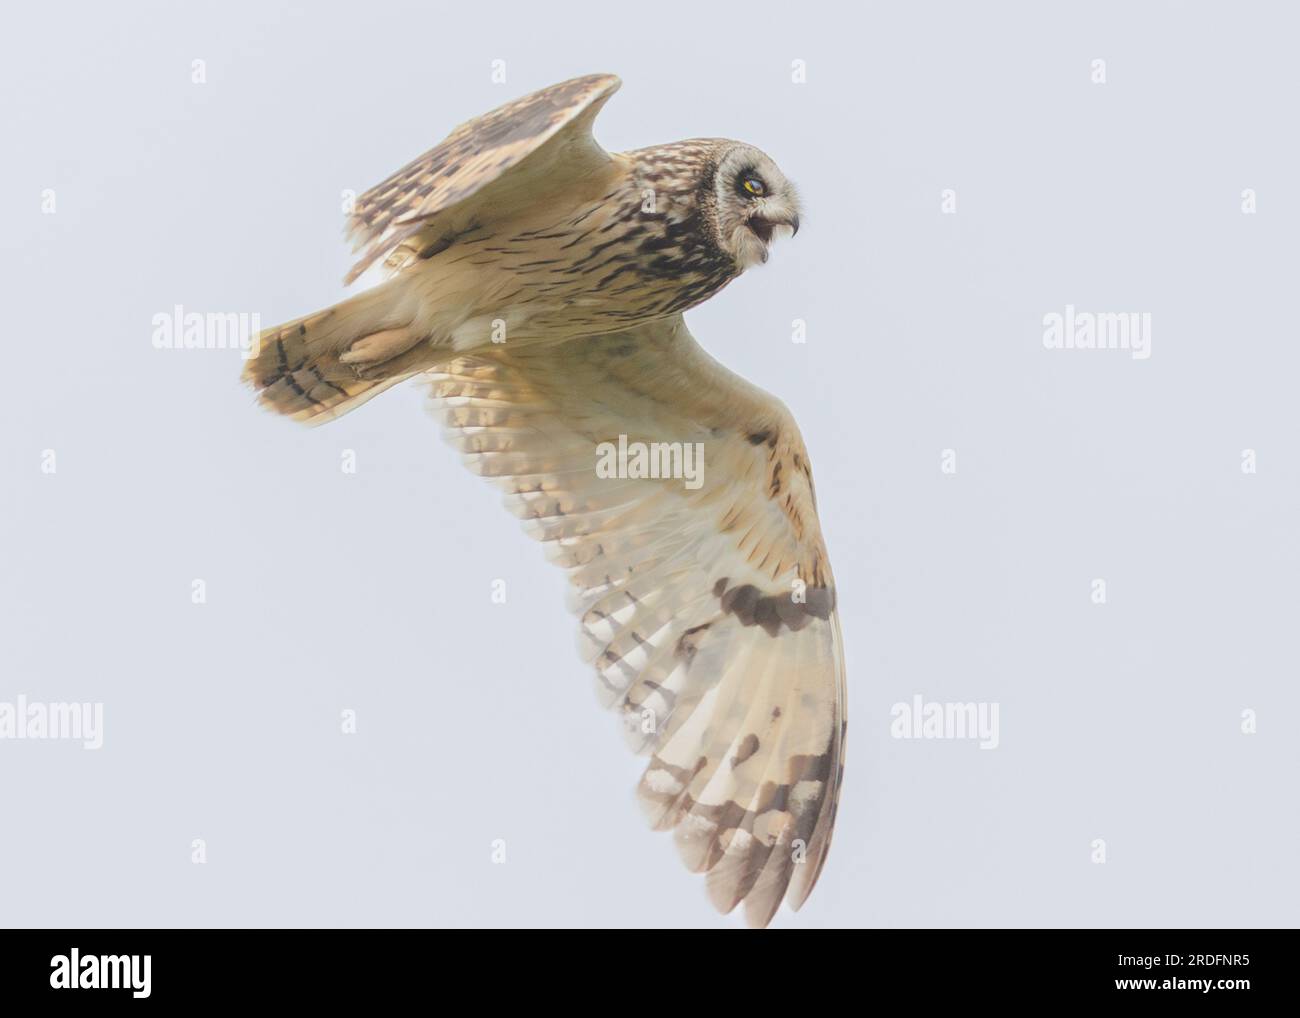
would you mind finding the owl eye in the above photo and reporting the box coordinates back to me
[739,175,767,198]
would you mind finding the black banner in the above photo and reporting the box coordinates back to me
[0,929,1286,1005]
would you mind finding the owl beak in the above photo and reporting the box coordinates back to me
[749,210,801,245]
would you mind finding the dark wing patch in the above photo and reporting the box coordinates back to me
[344,73,621,283]
[713,579,836,636]
[424,319,847,928]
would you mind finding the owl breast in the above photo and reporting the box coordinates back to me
[451,153,738,339]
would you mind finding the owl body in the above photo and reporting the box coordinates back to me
[389,140,755,353]
[246,75,799,422]
[243,76,848,930]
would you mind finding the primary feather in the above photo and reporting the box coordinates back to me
[427,316,847,927]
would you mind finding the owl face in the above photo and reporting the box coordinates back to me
[711,143,801,270]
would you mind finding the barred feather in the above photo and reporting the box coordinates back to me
[427,315,847,927]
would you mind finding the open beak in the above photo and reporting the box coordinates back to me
[749,210,801,245]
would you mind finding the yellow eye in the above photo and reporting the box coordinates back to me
[741,176,766,197]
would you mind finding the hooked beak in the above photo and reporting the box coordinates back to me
[748,210,801,245]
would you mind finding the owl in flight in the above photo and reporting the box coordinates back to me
[244,74,847,928]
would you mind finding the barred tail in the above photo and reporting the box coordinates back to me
[241,283,424,426]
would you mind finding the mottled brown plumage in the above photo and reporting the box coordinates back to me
[242,74,800,424]
[242,76,845,928]
[427,316,846,927]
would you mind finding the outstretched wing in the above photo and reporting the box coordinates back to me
[426,316,847,927]
[345,73,622,283]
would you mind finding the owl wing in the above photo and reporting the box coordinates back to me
[427,316,847,928]
[345,73,622,284]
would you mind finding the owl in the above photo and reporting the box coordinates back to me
[244,75,846,928]
[243,74,800,424]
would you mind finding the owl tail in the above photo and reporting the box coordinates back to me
[241,281,431,426]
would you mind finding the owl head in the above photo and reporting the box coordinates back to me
[710,142,801,270]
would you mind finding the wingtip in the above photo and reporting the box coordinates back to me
[579,72,622,94]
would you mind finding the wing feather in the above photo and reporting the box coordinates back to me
[345,73,621,283]
[427,315,847,926]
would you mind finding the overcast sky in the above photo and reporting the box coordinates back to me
[2,0,1297,927]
